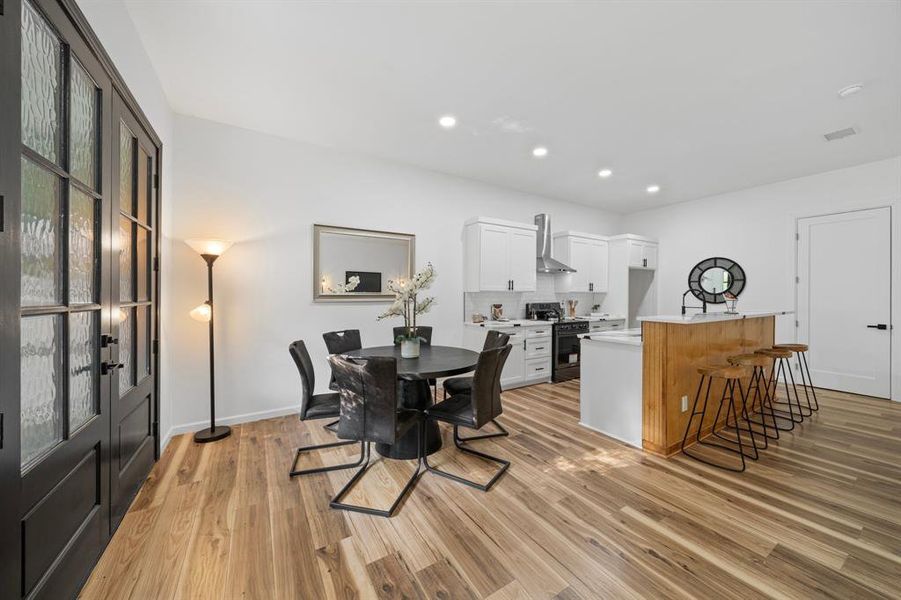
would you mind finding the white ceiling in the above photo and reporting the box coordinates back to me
[123,0,901,213]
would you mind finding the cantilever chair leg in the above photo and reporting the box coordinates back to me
[289,439,363,478]
[424,424,509,491]
[455,419,509,442]
[329,428,424,518]
[323,419,339,433]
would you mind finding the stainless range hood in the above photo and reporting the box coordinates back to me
[535,214,576,273]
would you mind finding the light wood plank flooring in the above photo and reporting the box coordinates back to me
[81,382,901,599]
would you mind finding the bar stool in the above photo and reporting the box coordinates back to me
[756,347,809,426]
[681,364,759,472]
[773,343,818,412]
[727,353,779,445]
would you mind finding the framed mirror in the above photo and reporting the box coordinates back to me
[688,257,746,304]
[313,224,415,302]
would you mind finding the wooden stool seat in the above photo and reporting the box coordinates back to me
[774,343,808,353]
[707,365,748,379]
[728,354,771,368]
[755,348,792,359]
[696,364,729,376]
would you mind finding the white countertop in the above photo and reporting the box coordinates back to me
[464,316,625,328]
[637,310,794,325]
[582,328,643,347]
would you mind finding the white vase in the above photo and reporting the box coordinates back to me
[400,338,421,359]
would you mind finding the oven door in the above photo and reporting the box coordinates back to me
[555,332,582,369]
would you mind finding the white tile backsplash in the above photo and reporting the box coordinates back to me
[463,273,603,320]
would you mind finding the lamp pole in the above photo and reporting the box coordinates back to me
[194,253,231,443]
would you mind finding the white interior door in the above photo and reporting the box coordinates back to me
[797,207,892,398]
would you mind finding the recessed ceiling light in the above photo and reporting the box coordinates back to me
[438,115,457,129]
[598,169,612,178]
[646,184,660,194]
[837,83,863,98]
[532,146,548,158]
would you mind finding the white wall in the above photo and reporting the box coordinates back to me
[621,157,901,400]
[166,115,622,440]
[77,1,177,445]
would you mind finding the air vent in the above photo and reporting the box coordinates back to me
[824,127,857,141]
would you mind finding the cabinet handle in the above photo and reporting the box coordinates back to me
[643,258,647,267]
[866,324,888,330]
[511,279,514,290]
[535,346,545,350]
[535,367,545,371]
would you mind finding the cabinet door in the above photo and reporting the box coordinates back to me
[569,238,592,292]
[643,243,658,270]
[628,241,644,268]
[478,225,510,291]
[508,229,536,291]
[501,334,526,388]
[588,241,609,292]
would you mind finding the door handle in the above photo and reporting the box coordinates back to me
[866,324,888,330]
[102,362,124,375]
[101,334,119,347]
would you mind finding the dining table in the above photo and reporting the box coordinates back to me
[342,345,480,459]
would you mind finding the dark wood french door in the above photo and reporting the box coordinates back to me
[0,1,161,597]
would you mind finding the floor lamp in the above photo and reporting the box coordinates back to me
[187,238,234,443]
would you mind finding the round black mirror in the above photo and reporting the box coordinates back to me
[688,257,745,304]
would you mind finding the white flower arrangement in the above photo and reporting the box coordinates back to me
[377,262,437,341]
[327,275,361,294]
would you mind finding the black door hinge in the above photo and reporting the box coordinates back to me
[153,172,159,190]
[1,195,5,232]
[152,339,159,355]
[153,256,159,272]
[152,421,159,439]
[1,413,4,449]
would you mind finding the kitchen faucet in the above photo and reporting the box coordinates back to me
[681,289,707,315]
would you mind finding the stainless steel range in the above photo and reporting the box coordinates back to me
[524,302,589,382]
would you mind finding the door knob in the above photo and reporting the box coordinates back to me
[866,324,888,330]
[102,362,124,375]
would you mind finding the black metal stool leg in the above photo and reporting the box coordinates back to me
[423,424,509,491]
[785,358,811,418]
[800,351,819,411]
[768,359,803,425]
[735,378,767,450]
[744,366,780,440]
[290,439,364,477]
[683,377,751,472]
[681,375,708,454]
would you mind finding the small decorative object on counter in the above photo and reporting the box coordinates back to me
[471,313,486,323]
[491,303,504,320]
[724,291,739,314]
[378,262,437,358]
[567,299,578,319]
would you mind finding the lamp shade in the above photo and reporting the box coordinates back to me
[190,303,212,322]
[185,238,233,257]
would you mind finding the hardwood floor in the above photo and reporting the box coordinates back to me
[80,382,901,599]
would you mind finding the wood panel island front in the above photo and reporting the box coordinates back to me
[641,312,793,456]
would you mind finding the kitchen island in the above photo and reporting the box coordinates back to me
[580,311,792,457]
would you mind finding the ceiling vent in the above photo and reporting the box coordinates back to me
[824,127,857,141]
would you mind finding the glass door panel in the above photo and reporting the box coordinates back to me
[21,0,63,165]
[19,314,63,467]
[20,157,62,307]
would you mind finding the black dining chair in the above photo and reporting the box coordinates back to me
[440,330,511,441]
[392,325,433,345]
[392,326,437,400]
[323,329,363,391]
[288,340,364,478]
[423,344,512,491]
[328,354,423,517]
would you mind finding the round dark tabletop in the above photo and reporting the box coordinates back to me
[343,345,479,380]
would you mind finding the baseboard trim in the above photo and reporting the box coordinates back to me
[578,421,642,449]
[162,405,299,449]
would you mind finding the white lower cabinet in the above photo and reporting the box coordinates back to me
[461,324,552,389]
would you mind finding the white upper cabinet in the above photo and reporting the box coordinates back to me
[464,217,538,292]
[552,232,609,293]
[627,239,658,270]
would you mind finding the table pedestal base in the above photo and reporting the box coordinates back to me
[376,379,442,459]
[376,421,441,459]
